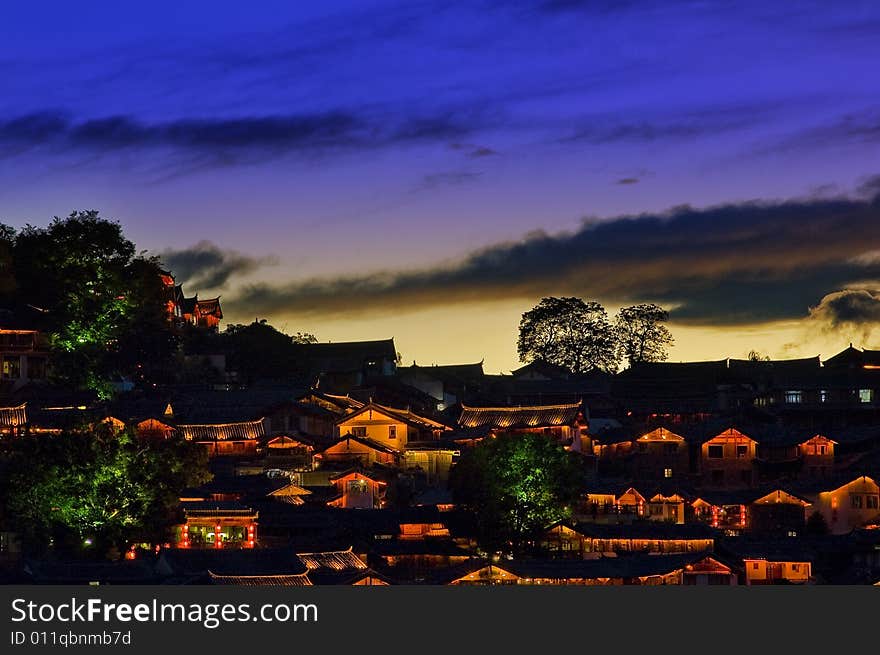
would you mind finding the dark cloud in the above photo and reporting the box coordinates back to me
[225,187,880,327]
[808,288,880,342]
[0,109,480,164]
[450,143,499,158]
[419,170,484,190]
[615,177,640,185]
[159,241,278,290]
[809,289,880,327]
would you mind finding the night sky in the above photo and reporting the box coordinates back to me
[3,1,880,371]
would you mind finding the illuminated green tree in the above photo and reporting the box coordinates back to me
[9,211,177,395]
[0,427,211,557]
[450,433,587,556]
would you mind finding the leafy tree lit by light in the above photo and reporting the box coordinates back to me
[0,426,211,556]
[450,432,587,556]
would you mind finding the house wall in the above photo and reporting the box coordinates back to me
[337,409,410,448]
[632,440,689,480]
[701,432,758,488]
[800,436,835,479]
[744,560,811,584]
[813,476,880,535]
[320,440,396,467]
[401,450,455,483]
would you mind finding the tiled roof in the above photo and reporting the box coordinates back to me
[177,418,265,442]
[208,572,311,586]
[159,548,307,577]
[339,402,450,431]
[398,362,485,383]
[458,402,582,429]
[195,297,222,318]
[297,548,367,572]
[318,434,401,456]
[502,552,710,580]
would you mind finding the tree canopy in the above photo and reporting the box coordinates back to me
[614,303,674,368]
[518,297,675,373]
[218,319,317,384]
[0,427,211,557]
[0,211,178,396]
[517,296,619,373]
[449,432,587,556]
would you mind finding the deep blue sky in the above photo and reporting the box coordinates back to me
[2,1,880,370]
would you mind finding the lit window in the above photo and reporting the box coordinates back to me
[859,389,874,403]
[784,390,802,404]
[2,356,20,380]
[664,468,672,479]
[819,390,829,403]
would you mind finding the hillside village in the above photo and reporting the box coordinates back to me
[2,267,880,586]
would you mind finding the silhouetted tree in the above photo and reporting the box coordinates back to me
[614,303,674,368]
[222,319,317,383]
[517,296,618,373]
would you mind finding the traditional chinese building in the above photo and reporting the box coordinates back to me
[326,470,387,509]
[449,553,722,586]
[541,522,715,557]
[457,401,588,452]
[159,270,223,331]
[176,501,258,549]
[808,475,880,535]
[397,361,485,410]
[292,338,398,388]
[0,329,49,390]
[336,401,451,448]
[0,403,28,436]
[315,434,400,467]
[700,428,758,488]
[631,427,690,481]
[177,418,265,456]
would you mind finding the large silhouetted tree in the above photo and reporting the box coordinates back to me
[517,296,618,373]
[614,303,674,368]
